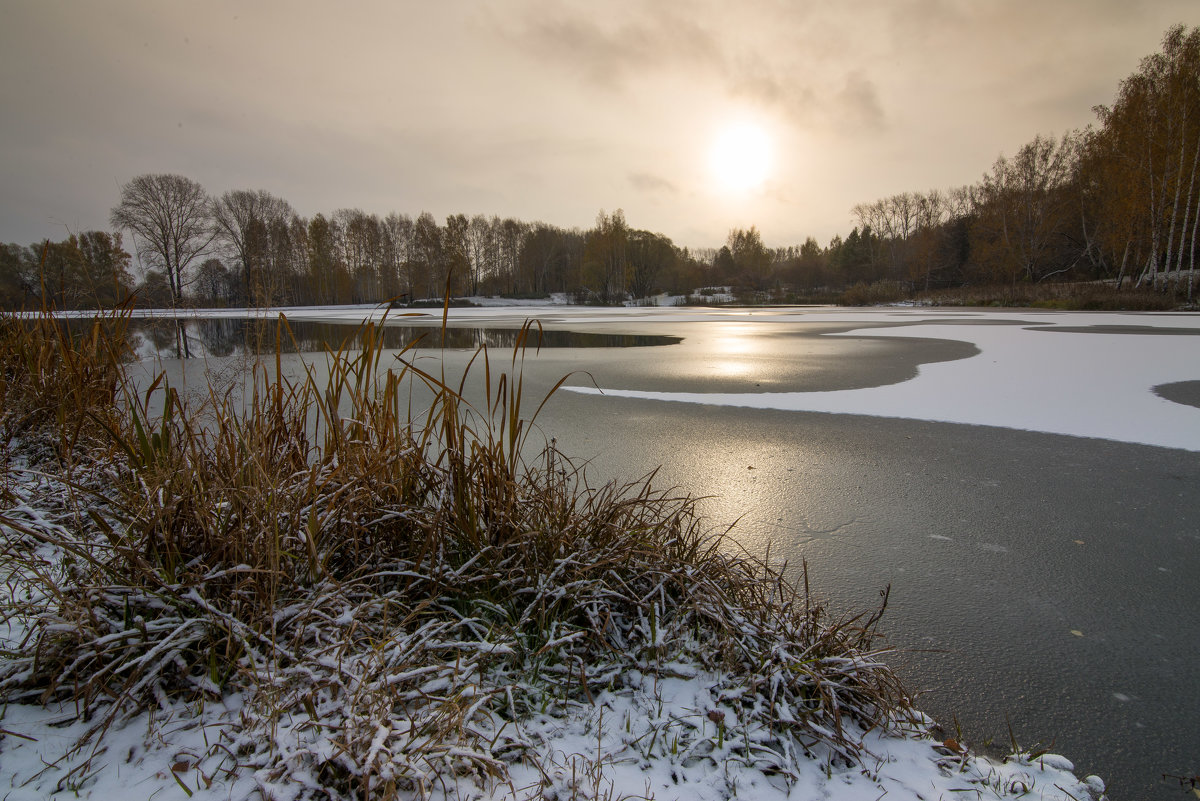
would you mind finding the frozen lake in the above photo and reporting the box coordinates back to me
[136,304,1200,800]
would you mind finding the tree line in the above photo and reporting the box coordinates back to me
[2,24,1197,311]
[811,24,1200,300]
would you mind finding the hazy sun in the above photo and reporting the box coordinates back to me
[709,122,772,193]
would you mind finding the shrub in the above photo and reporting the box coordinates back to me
[919,282,1182,310]
[838,281,908,306]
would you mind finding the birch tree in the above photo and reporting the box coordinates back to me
[1091,25,1200,291]
[380,213,412,301]
[443,213,471,296]
[972,132,1083,285]
[465,215,494,295]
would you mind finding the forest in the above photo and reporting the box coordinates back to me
[3,25,1198,311]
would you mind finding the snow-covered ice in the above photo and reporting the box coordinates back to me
[554,307,1200,452]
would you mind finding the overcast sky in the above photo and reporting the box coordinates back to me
[2,0,1197,252]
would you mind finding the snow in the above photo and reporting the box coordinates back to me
[9,303,1182,798]
[0,674,1105,801]
[552,307,1200,452]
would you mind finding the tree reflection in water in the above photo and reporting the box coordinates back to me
[124,319,681,359]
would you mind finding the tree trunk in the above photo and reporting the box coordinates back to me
[1164,112,1188,282]
[1116,241,1131,289]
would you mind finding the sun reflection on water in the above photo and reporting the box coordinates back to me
[712,324,757,355]
[705,324,762,378]
[710,359,753,377]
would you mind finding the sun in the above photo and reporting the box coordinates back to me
[709,122,772,193]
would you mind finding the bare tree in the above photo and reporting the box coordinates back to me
[443,213,471,296]
[627,229,676,299]
[335,209,382,303]
[381,213,414,300]
[412,212,444,299]
[111,174,214,356]
[194,258,235,307]
[465,214,493,295]
[211,189,295,306]
[111,174,214,309]
[581,211,625,301]
[503,218,532,295]
[909,190,948,289]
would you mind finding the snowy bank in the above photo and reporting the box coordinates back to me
[0,676,1106,801]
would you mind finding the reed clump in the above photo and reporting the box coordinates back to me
[0,311,127,462]
[0,310,916,799]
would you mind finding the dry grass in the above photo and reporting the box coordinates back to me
[0,311,128,463]
[916,282,1181,310]
[836,281,909,306]
[0,309,916,799]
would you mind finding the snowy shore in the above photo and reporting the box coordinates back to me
[0,676,1106,800]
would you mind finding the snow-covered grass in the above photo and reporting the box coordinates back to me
[0,674,1106,801]
[0,309,1110,800]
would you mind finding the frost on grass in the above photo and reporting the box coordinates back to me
[0,455,920,799]
[0,311,1106,800]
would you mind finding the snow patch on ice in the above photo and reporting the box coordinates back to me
[560,309,1200,452]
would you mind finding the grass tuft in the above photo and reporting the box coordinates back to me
[1,308,917,799]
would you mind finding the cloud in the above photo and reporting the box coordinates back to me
[723,53,826,129]
[498,4,718,89]
[628,171,678,195]
[6,0,1195,252]
[836,71,886,132]
[498,2,887,136]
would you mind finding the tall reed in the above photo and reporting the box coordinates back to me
[0,310,128,461]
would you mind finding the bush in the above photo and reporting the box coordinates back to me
[837,281,909,306]
[498,291,551,300]
[919,282,1181,310]
[406,297,479,308]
